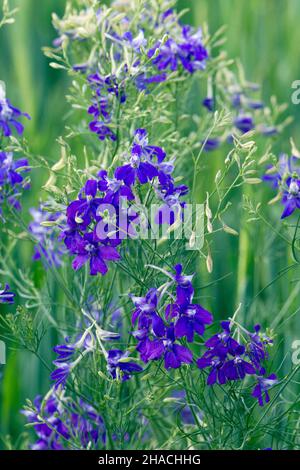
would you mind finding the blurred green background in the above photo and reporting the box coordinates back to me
[1,0,300,446]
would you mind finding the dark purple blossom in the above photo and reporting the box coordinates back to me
[202,97,214,112]
[115,129,167,186]
[280,178,300,219]
[234,115,255,133]
[136,325,193,370]
[172,302,213,343]
[246,324,273,369]
[50,364,71,389]
[0,83,30,137]
[252,373,278,407]
[149,26,208,74]
[197,321,256,385]
[70,232,121,276]
[172,264,194,304]
[107,349,143,381]
[262,155,300,219]
[202,138,220,152]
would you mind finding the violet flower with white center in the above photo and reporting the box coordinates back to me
[280,178,300,219]
[136,324,193,370]
[262,154,300,218]
[172,302,213,343]
[154,181,188,225]
[115,129,167,186]
[70,232,121,276]
[106,349,143,381]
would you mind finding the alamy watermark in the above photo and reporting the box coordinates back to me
[0,340,5,365]
[291,80,300,104]
[94,198,205,251]
[292,340,300,365]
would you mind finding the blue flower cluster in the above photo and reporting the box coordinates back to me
[53,6,209,142]
[149,24,208,74]
[197,321,277,406]
[132,264,213,369]
[22,392,106,450]
[62,128,187,276]
[131,265,277,405]
[263,154,300,219]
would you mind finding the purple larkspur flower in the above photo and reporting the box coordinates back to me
[50,363,71,389]
[66,179,103,230]
[70,232,121,276]
[0,284,15,304]
[130,288,165,337]
[262,155,300,218]
[88,73,126,142]
[163,265,213,342]
[136,325,193,370]
[154,181,188,225]
[89,122,117,141]
[234,115,255,133]
[115,129,163,186]
[0,152,29,187]
[172,264,194,303]
[202,138,220,152]
[280,178,300,219]
[252,373,278,407]
[107,349,143,381]
[22,392,106,450]
[135,72,167,92]
[197,321,256,385]
[202,97,214,112]
[246,324,273,369]
[171,302,213,343]
[0,83,30,137]
[29,207,66,267]
[149,25,208,74]
[97,169,135,205]
[123,30,147,52]
[0,151,30,217]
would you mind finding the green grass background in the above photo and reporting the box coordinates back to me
[1,0,300,446]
